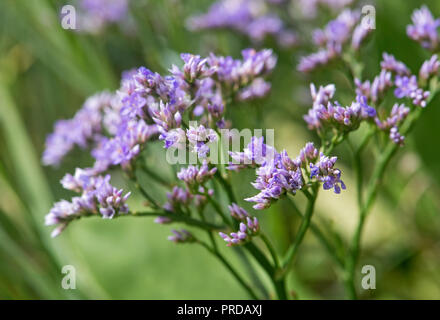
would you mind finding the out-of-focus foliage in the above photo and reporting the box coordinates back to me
[0,0,439,299]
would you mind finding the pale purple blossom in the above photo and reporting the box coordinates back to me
[419,54,440,81]
[168,229,194,243]
[177,161,217,188]
[407,6,440,51]
[380,53,411,76]
[228,136,276,171]
[186,125,218,158]
[228,203,250,221]
[310,153,346,194]
[219,217,259,246]
[46,173,130,237]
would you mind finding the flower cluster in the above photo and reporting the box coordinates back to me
[46,169,130,237]
[187,0,298,48]
[297,0,354,19]
[219,204,259,246]
[238,141,343,210]
[407,6,440,51]
[298,9,373,73]
[42,92,118,166]
[304,84,376,136]
[177,161,217,190]
[168,229,195,243]
[353,52,436,145]
[162,186,193,214]
[77,0,130,33]
[117,49,276,152]
[310,153,346,193]
[186,125,218,158]
[228,136,276,171]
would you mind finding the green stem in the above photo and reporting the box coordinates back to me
[345,107,424,299]
[198,241,259,300]
[260,233,280,268]
[132,180,160,209]
[138,162,173,188]
[207,197,233,227]
[128,211,223,231]
[280,185,319,277]
[197,206,218,251]
[286,195,344,267]
[215,171,237,204]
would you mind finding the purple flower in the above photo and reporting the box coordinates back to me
[304,83,375,134]
[228,136,276,171]
[298,9,362,73]
[177,160,217,188]
[245,152,304,210]
[389,127,405,146]
[380,53,411,76]
[407,6,440,51]
[219,216,259,246]
[176,53,216,82]
[186,125,218,158]
[298,0,354,19]
[163,186,193,213]
[168,229,194,243]
[351,24,373,50]
[92,120,158,171]
[355,70,393,103]
[46,173,130,236]
[78,0,129,33]
[310,153,346,194]
[228,203,250,221]
[394,75,429,107]
[187,0,294,45]
[43,92,115,166]
[419,54,440,81]
[154,216,172,225]
[310,83,336,108]
[237,78,271,101]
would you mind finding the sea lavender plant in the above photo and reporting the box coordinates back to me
[187,0,298,48]
[43,4,440,301]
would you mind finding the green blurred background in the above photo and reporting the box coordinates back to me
[0,0,440,299]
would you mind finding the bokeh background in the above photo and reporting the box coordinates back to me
[0,0,440,299]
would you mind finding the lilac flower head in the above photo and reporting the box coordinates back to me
[228,203,250,221]
[186,125,218,158]
[310,83,336,108]
[380,53,411,76]
[304,84,375,135]
[168,229,194,243]
[93,175,131,218]
[407,6,440,50]
[394,75,429,107]
[228,136,276,171]
[299,9,363,73]
[419,54,440,81]
[351,24,373,50]
[46,173,130,236]
[43,91,115,166]
[245,151,304,210]
[163,186,193,213]
[237,78,271,101]
[177,53,216,82]
[310,153,346,194]
[78,0,129,33]
[177,161,217,188]
[187,0,296,45]
[219,216,259,246]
